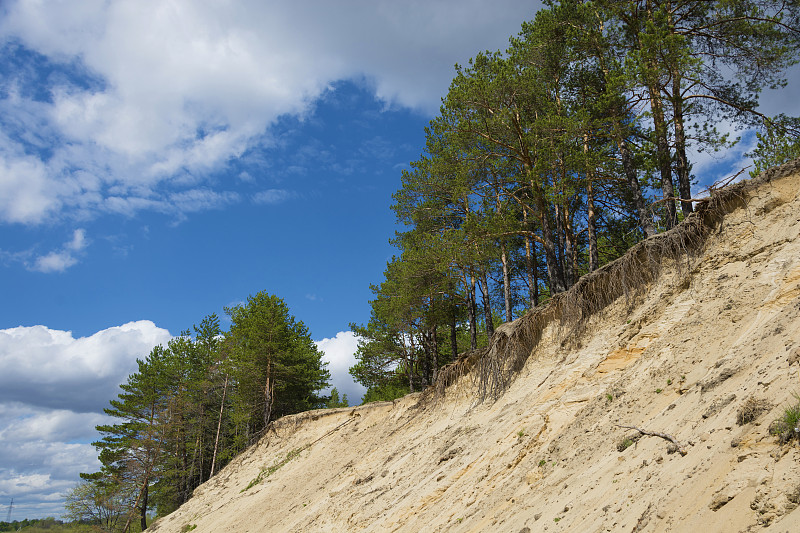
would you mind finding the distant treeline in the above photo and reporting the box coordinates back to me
[349,0,800,400]
[0,517,99,532]
[67,292,332,532]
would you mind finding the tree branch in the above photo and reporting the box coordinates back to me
[616,424,688,456]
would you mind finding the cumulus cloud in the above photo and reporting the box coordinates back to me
[0,320,172,518]
[0,320,172,412]
[0,438,101,518]
[316,330,366,404]
[29,228,88,273]
[0,0,537,225]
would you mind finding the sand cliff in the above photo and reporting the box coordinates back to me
[150,160,800,532]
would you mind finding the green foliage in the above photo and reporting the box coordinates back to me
[326,387,349,408]
[226,292,330,437]
[360,380,410,404]
[351,0,800,402]
[0,519,111,533]
[770,394,800,444]
[748,118,800,178]
[77,295,330,526]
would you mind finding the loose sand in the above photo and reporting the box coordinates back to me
[150,161,800,532]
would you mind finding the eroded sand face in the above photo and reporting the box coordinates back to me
[150,164,800,533]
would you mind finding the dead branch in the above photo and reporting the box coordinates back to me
[707,166,750,192]
[616,424,688,456]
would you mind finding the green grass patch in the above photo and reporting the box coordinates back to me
[242,447,305,492]
[770,394,800,444]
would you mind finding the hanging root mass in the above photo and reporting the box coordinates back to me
[431,158,800,405]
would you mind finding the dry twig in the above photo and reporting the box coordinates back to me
[616,424,687,456]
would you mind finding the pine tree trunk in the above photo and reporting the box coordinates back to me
[614,128,655,237]
[468,273,478,349]
[672,73,692,218]
[479,272,494,340]
[585,134,599,271]
[430,325,438,382]
[210,374,228,477]
[648,82,677,229]
[140,483,148,532]
[500,242,512,322]
[450,312,458,361]
[537,196,566,294]
[523,208,538,306]
[562,203,575,288]
[263,370,273,429]
[643,0,677,229]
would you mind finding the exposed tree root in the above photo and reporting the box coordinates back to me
[426,157,800,405]
[616,424,688,456]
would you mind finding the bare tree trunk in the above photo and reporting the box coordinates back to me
[123,471,151,533]
[479,272,494,340]
[140,483,148,532]
[585,133,599,271]
[468,273,478,349]
[532,247,539,306]
[210,373,228,477]
[430,324,438,382]
[500,242,512,322]
[523,208,538,307]
[262,368,273,429]
[421,330,431,387]
[562,202,576,288]
[538,197,566,294]
[643,0,677,229]
[614,125,655,237]
[672,73,692,219]
[406,336,416,393]
[648,82,677,229]
[450,312,458,361]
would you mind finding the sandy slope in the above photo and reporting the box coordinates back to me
[149,161,800,533]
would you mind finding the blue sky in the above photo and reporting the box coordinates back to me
[1,0,798,521]
[0,0,546,520]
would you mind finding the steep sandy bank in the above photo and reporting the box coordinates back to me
[150,160,800,532]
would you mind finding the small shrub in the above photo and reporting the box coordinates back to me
[770,394,800,444]
[617,434,640,452]
[655,388,663,394]
[181,525,197,532]
[736,396,772,426]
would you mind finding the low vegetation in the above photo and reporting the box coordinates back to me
[770,394,800,444]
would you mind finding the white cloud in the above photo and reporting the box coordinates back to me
[253,188,294,205]
[0,320,172,518]
[0,405,108,444]
[28,228,88,273]
[0,0,537,225]
[0,152,59,225]
[0,320,172,411]
[316,330,366,404]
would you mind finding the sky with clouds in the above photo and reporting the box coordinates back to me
[1,0,799,521]
[0,0,546,520]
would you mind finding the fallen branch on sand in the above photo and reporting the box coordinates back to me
[616,424,688,456]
